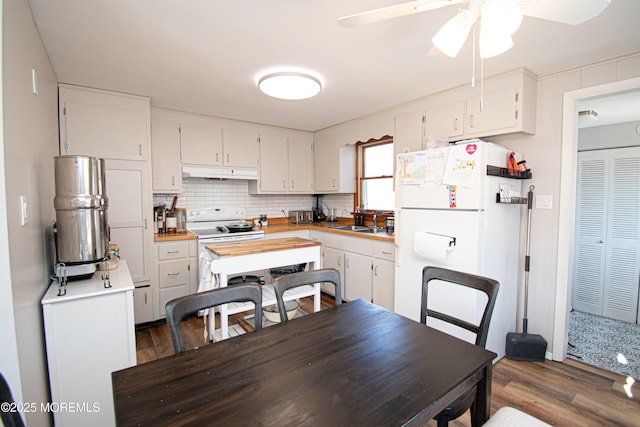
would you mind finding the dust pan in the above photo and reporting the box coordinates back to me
[506,185,547,362]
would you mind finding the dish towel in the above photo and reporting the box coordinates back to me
[198,252,219,342]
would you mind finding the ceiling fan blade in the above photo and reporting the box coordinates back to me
[520,0,611,25]
[338,0,463,27]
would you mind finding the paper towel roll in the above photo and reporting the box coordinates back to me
[413,232,455,263]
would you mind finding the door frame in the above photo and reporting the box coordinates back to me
[553,76,640,361]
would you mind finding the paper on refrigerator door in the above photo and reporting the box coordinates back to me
[398,149,447,186]
[413,232,455,263]
[442,143,480,188]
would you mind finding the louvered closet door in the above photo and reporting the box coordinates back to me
[573,147,640,323]
[602,147,640,323]
[573,150,608,315]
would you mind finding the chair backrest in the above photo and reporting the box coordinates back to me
[273,268,342,322]
[421,266,499,348]
[0,372,25,427]
[165,283,263,353]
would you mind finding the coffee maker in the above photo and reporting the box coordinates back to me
[312,195,327,222]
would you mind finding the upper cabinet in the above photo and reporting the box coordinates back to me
[314,129,356,194]
[59,84,151,160]
[222,128,259,169]
[249,133,314,194]
[180,118,223,166]
[150,116,182,193]
[424,68,536,142]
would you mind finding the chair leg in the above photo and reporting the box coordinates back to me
[437,415,449,427]
[470,400,478,427]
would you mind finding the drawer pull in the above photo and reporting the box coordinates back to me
[167,272,180,276]
[166,250,180,254]
[381,251,392,255]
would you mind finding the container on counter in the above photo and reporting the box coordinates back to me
[175,208,186,233]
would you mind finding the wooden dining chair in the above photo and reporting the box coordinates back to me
[421,266,499,427]
[1,372,25,427]
[165,283,263,353]
[273,268,342,322]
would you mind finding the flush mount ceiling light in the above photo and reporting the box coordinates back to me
[258,72,322,100]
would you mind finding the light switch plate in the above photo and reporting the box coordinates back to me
[536,195,553,210]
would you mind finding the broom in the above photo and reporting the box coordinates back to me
[506,185,547,362]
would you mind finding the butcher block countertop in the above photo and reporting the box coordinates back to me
[154,231,198,242]
[206,237,321,257]
[261,218,394,242]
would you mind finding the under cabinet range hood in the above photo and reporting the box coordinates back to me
[182,166,258,180]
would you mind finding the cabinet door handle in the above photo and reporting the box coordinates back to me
[374,265,379,276]
[216,153,219,162]
[453,117,458,131]
[172,176,175,186]
[138,144,142,156]
[338,258,342,266]
[469,114,475,128]
[346,258,350,268]
[226,153,230,163]
[291,180,295,189]
[144,294,148,304]
[381,251,392,255]
[283,180,286,189]
[332,178,336,188]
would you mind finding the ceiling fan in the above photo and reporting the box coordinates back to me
[338,0,611,58]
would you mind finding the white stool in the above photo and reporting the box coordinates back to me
[482,407,551,427]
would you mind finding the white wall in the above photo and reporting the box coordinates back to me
[2,0,59,425]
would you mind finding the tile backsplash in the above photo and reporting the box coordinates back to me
[154,178,354,220]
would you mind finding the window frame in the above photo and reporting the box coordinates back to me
[355,135,394,216]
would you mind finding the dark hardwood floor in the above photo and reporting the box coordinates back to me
[136,296,640,426]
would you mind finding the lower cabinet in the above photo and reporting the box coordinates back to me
[133,282,153,324]
[322,233,395,310]
[153,239,198,320]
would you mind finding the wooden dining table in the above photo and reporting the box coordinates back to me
[112,299,496,426]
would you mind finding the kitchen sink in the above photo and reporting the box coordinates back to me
[330,225,387,234]
[330,225,371,232]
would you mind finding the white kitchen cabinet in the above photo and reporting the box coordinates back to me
[322,246,345,300]
[105,159,154,286]
[466,87,519,137]
[154,240,198,320]
[59,87,154,292]
[250,134,314,194]
[345,251,372,302]
[288,136,314,193]
[180,116,224,166]
[151,116,182,192]
[372,258,395,311]
[425,100,465,141]
[314,129,356,193]
[42,262,136,427]
[322,233,394,305]
[133,282,153,324]
[423,68,537,141]
[223,128,259,169]
[58,84,151,161]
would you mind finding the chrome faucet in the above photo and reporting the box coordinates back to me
[373,214,377,228]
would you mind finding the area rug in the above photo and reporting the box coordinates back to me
[567,310,640,379]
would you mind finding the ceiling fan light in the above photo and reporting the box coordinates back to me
[432,8,476,58]
[481,0,523,36]
[258,72,322,100]
[479,30,513,58]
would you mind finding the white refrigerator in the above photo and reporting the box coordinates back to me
[394,140,523,360]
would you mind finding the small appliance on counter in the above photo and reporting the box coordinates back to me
[288,210,313,224]
[53,155,111,292]
[312,195,327,222]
